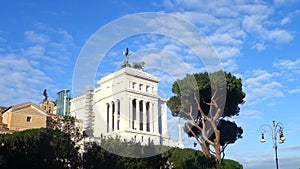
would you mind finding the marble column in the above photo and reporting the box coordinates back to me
[143,101,147,131]
[129,98,132,129]
[135,99,140,130]
[114,101,118,131]
[109,102,113,132]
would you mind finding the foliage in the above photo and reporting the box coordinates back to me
[0,129,243,169]
[47,115,83,142]
[83,137,243,169]
[0,128,79,169]
[167,71,245,163]
[83,137,166,169]
[162,148,243,169]
[162,148,215,169]
[216,159,243,169]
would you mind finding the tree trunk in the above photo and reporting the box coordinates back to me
[214,143,221,164]
[200,142,211,158]
[213,130,221,164]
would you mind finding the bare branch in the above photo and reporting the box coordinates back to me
[188,103,194,121]
[213,108,222,121]
[202,96,213,106]
[191,121,215,145]
[185,123,203,145]
[211,90,218,100]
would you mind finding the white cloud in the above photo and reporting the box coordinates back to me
[240,109,261,119]
[0,24,76,106]
[24,31,50,44]
[242,15,293,44]
[273,58,300,70]
[273,58,300,82]
[137,50,192,79]
[266,102,276,107]
[286,88,300,94]
[210,33,243,45]
[281,16,291,25]
[221,59,238,72]
[160,0,295,77]
[242,15,265,33]
[266,29,293,43]
[0,54,53,106]
[244,70,283,105]
[215,46,240,59]
[174,11,222,31]
[273,0,299,6]
[252,42,266,51]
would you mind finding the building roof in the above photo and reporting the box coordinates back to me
[2,102,48,116]
[0,106,8,114]
[98,67,160,85]
[40,99,56,104]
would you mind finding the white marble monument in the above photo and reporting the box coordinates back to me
[70,66,171,146]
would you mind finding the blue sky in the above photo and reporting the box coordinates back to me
[1,0,300,168]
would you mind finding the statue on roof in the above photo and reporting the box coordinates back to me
[122,48,131,68]
[43,89,48,101]
[132,61,145,70]
[121,48,145,70]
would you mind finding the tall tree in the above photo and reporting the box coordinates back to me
[167,71,245,163]
[0,128,79,169]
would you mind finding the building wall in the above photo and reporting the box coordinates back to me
[7,112,46,131]
[2,105,47,131]
[2,111,11,128]
[40,100,55,114]
[0,107,7,123]
[94,67,169,145]
[70,95,86,121]
[70,86,95,137]
[70,67,171,146]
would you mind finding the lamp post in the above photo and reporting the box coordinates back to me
[259,120,286,169]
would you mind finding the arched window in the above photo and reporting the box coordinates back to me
[106,103,110,132]
[117,99,120,130]
[139,100,143,131]
[132,99,136,129]
[112,101,115,131]
[146,102,150,132]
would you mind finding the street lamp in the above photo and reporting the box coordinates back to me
[259,120,285,169]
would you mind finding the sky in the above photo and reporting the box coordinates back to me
[1,0,300,168]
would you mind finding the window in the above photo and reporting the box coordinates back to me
[132,82,136,89]
[26,116,32,122]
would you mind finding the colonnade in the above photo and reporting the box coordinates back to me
[106,100,120,132]
[105,98,159,134]
[129,98,155,132]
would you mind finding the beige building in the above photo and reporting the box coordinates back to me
[2,102,48,131]
[0,106,9,133]
[40,99,55,114]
